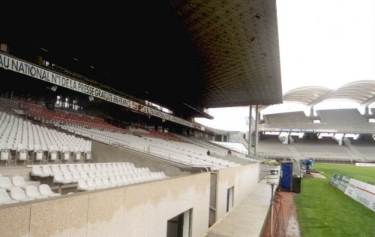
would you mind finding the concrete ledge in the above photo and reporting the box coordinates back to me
[205,180,272,237]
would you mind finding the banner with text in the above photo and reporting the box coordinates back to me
[331,174,375,212]
[0,52,199,129]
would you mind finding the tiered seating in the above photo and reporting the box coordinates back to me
[0,97,126,132]
[264,111,311,125]
[0,111,91,163]
[59,125,239,169]
[20,100,127,132]
[212,141,248,154]
[262,112,313,130]
[176,135,230,156]
[0,175,59,205]
[317,109,374,133]
[292,139,354,160]
[257,138,292,158]
[346,137,375,161]
[30,162,168,191]
[141,130,182,142]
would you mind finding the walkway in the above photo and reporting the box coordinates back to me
[206,180,272,237]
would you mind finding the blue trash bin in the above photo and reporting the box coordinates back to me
[280,161,293,191]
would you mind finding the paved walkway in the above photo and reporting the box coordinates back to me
[206,180,272,237]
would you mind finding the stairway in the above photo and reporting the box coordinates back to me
[343,138,365,162]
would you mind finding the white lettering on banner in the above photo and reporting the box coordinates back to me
[331,174,375,212]
[0,52,200,129]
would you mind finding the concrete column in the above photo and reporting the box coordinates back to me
[365,105,370,116]
[310,106,315,117]
[248,105,252,156]
[254,105,259,156]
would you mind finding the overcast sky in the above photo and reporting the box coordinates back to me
[195,0,375,132]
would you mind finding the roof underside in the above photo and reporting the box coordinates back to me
[2,0,282,117]
[172,0,282,107]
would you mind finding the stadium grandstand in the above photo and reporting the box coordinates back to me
[257,82,375,162]
[0,1,283,237]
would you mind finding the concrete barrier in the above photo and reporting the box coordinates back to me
[0,173,210,237]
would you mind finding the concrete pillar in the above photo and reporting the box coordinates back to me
[310,106,315,117]
[254,105,259,156]
[248,105,252,156]
[365,105,370,116]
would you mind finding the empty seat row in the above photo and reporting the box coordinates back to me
[0,184,60,205]
[59,124,240,170]
[30,162,168,190]
[0,173,60,205]
[0,111,92,164]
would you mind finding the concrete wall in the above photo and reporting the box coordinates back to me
[92,141,191,177]
[215,163,260,221]
[0,173,210,237]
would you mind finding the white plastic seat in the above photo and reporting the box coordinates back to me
[0,177,13,190]
[12,176,26,188]
[85,152,92,161]
[63,152,70,161]
[75,152,81,161]
[70,171,81,182]
[53,173,70,184]
[78,171,89,180]
[63,172,74,183]
[77,180,90,191]
[50,151,58,161]
[76,164,84,172]
[101,178,110,188]
[39,184,60,197]
[121,175,130,184]
[0,188,17,205]
[19,151,28,161]
[35,151,44,161]
[86,179,96,189]
[9,187,32,201]
[41,166,52,176]
[31,166,48,178]
[67,164,77,172]
[0,150,10,161]
[25,185,46,199]
[109,176,119,186]
[94,178,104,189]
[60,165,69,173]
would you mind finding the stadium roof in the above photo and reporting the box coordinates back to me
[327,80,375,105]
[280,80,375,107]
[1,0,282,117]
[283,86,332,105]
